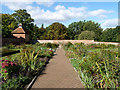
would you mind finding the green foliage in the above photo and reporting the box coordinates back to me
[68,20,102,40]
[1,60,20,81]
[78,30,95,40]
[1,75,31,90]
[12,9,34,40]
[101,27,119,42]
[46,22,67,40]
[5,44,15,49]
[2,9,119,41]
[2,14,17,38]
[44,43,59,48]
[12,9,34,30]
[2,48,19,57]
[1,43,58,89]
[65,43,119,88]
[64,42,73,50]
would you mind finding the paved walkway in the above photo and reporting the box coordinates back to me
[31,47,84,88]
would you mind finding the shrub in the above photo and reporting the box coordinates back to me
[64,43,119,88]
[5,44,15,49]
[78,31,95,40]
[1,43,58,89]
[1,60,20,81]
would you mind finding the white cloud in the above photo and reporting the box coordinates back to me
[2,0,54,7]
[99,15,107,18]
[101,18,118,28]
[2,1,114,27]
[88,9,113,17]
[3,2,29,10]
[55,5,66,10]
[36,0,54,7]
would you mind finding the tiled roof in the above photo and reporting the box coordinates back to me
[11,27,26,34]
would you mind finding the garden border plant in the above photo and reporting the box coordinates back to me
[64,42,119,89]
[0,43,59,90]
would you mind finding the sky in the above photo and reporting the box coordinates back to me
[1,0,119,29]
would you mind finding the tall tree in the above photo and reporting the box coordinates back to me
[12,9,34,40]
[67,20,103,40]
[2,14,17,38]
[100,27,119,42]
[78,31,95,40]
[39,24,46,39]
[47,22,67,40]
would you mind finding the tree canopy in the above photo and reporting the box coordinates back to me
[100,27,119,42]
[2,9,119,42]
[67,20,103,40]
[2,14,17,38]
[78,31,95,40]
[12,9,34,40]
[46,22,67,40]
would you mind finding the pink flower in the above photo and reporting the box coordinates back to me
[2,63,9,67]
[2,65,5,68]
[10,62,14,66]
[4,70,7,73]
[5,60,8,62]
[5,63,9,67]
[2,63,4,65]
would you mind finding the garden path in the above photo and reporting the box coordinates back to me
[31,47,84,88]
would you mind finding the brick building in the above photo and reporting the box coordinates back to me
[11,23,30,41]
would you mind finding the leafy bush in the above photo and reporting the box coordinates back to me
[1,43,58,89]
[64,42,73,50]
[2,48,20,57]
[65,43,119,88]
[1,60,20,81]
[1,75,31,89]
[44,43,59,49]
[78,31,95,40]
[5,44,15,49]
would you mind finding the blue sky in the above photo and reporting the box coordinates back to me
[1,0,118,29]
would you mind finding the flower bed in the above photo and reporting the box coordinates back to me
[1,48,20,57]
[0,43,59,89]
[64,42,119,88]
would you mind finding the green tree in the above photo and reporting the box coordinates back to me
[47,22,67,40]
[39,24,46,39]
[78,31,95,40]
[2,14,17,38]
[67,21,85,39]
[12,9,34,40]
[68,20,103,40]
[83,21,102,41]
[32,24,39,40]
[101,27,119,42]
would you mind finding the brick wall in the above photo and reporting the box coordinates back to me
[37,40,120,46]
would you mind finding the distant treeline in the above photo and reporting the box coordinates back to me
[1,9,120,42]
